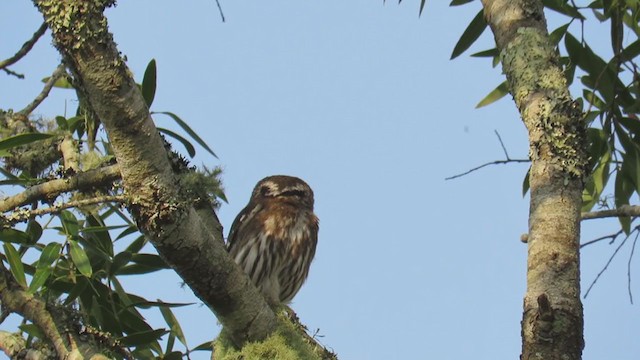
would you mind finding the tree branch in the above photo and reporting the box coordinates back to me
[0,164,121,213]
[482,0,586,358]
[580,228,625,248]
[581,204,640,220]
[4,194,127,224]
[0,266,111,359]
[0,266,72,358]
[0,331,26,358]
[446,130,529,180]
[32,0,280,347]
[19,63,66,116]
[583,230,631,299]
[445,158,529,180]
[0,23,48,74]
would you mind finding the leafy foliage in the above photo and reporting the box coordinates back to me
[0,59,222,357]
[452,0,640,233]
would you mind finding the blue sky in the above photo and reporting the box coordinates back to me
[2,1,639,359]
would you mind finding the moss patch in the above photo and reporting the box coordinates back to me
[213,310,327,360]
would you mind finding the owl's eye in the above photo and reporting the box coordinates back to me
[281,190,306,198]
[260,186,271,196]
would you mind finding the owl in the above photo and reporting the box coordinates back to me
[227,175,319,304]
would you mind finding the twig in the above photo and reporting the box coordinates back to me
[446,130,529,180]
[2,68,24,79]
[0,164,121,213]
[580,228,625,248]
[445,159,529,180]
[581,204,640,220]
[0,23,48,71]
[19,63,66,116]
[628,232,638,304]
[10,194,127,221]
[584,230,631,298]
[214,0,226,22]
[494,130,510,159]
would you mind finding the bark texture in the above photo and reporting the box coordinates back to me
[481,1,587,359]
[32,0,277,346]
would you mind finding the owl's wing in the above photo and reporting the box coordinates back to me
[226,202,263,251]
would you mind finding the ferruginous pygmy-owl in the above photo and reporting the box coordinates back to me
[227,175,319,304]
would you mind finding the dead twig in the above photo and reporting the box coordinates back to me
[19,64,66,116]
[446,130,529,180]
[0,23,48,77]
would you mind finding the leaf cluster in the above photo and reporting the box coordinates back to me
[1,59,223,358]
[452,0,640,233]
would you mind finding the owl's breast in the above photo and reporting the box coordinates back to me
[261,205,318,257]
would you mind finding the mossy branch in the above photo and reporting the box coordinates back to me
[0,164,121,213]
[0,266,110,359]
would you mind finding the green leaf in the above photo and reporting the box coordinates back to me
[153,111,218,158]
[41,75,74,89]
[141,59,157,107]
[84,214,114,257]
[69,240,93,278]
[4,243,27,287]
[158,127,196,157]
[63,276,90,305]
[116,264,166,276]
[191,341,213,352]
[583,89,605,109]
[619,117,640,138]
[450,0,474,5]
[0,229,31,244]
[565,33,630,105]
[549,23,571,45]
[116,225,139,240]
[0,179,34,186]
[160,303,187,347]
[470,48,498,58]
[164,351,184,360]
[55,116,69,130]
[0,133,54,152]
[543,0,585,19]
[111,277,134,307]
[129,300,194,309]
[451,10,487,59]
[476,81,509,108]
[29,244,58,292]
[39,243,62,267]
[124,235,147,253]
[110,251,132,276]
[621,39,640,62]
[20,324,45,339]
[522,167,531,197]
[67,116,84,134]
[26,221,43,243]
[59,210,80,236]
[119,329,168,347]
[582,149,610,212]
[616,151,635,234]
[616,122,638,157]
[131,254,170,269]
[28,267,52,293]
[131,348,156,359]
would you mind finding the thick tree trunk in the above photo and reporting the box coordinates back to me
[480,1,587,359]
[32,0,277,347]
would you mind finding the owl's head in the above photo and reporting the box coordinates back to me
[251,175,315,209]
